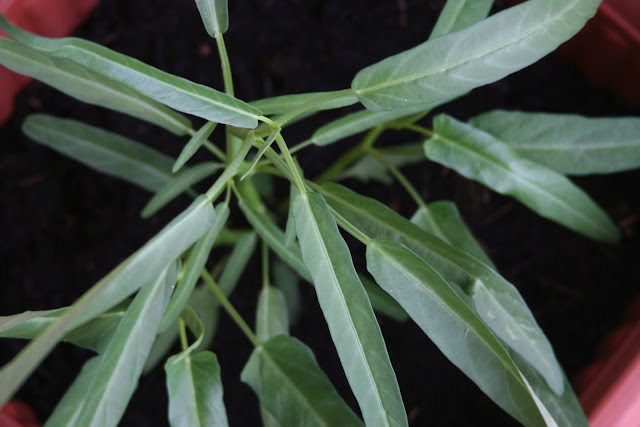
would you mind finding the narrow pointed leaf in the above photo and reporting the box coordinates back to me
[366,239,552,426]
[238,199,311,283]
[339,149,424,184]
[312,105,429,146]
[293,192,407,427]
[166,351,228,427]
[426,114,620,243]
[410,202,495,268]
[173,121,217,173]
[284,183,301,249]
[0,14,261,128]
[141,162,222,218]
[55,262,178,427]
[23,115,177,192]
[194,0,229,37]
[429,0,494,39]
[250,91,358,115]
[359,275,408,322]
[159,203,229,332]
[352,0,600,111]
[0,38,191,135]
[217,232,257,296]
[272,260,301,323]
[241,335,364,427]
[0,195,215,406]
[256,287,289,342]
[0,302,129,354]
[470,110,640,175]
[319,183,563,394]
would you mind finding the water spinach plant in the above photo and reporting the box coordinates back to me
[1,0,638,425]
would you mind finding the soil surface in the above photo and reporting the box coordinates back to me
[1,0,640,426]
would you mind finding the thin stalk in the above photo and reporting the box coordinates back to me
[201,269,260,347]
[367,147,427,209]
[205,132,254,201]
[178,317,189,351]
[375,143,423,156]
[315,126,385,184]
[261,241,270,291]
[405,124,436,138]
[289,138,313,155]
[273,89,354,127]
[275,133,306,193]
[215,33,234,96]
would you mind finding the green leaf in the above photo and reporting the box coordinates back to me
[238,199,311,283]
[166,351,229,427]
[159,203,229,332]
[51,262,178,427]
[293,192,407,427]
[352,0,600,111]
[173,121,218,173]
[426,114,620,243]
[272,260,301,323]
[194,0,229,37]
[0,302,129,354]
[250,91,358,115]
[141,162,223,218]
[429,0,494,39]
[256,287,289,342]
[319,183,563,394]
[339,148,424,184]
[312,105,429,146]
[470,110,640,175]
[359,275,408,322]
[0,195,215,406]
[23,115,177,192]
[0,38,191,135]
[410,202,495,268]
[241,335,364,427]
[0,14,262,128]
[217,232,258,296]
[366,239,552,426]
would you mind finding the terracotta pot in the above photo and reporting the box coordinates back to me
[0,0,101,124]
[0,399,40,427]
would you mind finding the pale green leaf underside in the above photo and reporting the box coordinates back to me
[23,115,177,192]
[250,91,358,115]
[256,287,289,342]
[352,0,600,111]
[470,110,640,175]
[0,14,261,128]
[319,183,563,394]
[174,121,217,173]
[166,351,229,427]
[359,275,408,322]
[410,203,495,268]
[53,262,178,427]
[293,192,407,427]
[241,335,364,427]
[366,239,549,426]
[312,105,430,146]
[429,0,494,39]
[426,114,620,243]
[272,260,302,323]
[194,0,229,37]
[0,196,215,406]
[141,162,222,218]
[0,39,190,135]
[217,232,258,296]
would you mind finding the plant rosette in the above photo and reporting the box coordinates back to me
[0,0,100,124]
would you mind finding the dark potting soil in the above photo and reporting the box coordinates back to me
[1,0,639,425]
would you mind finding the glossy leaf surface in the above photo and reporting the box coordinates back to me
[194,0,229,37]
[141,162,222,218]
[293,192,407,427]
[241,335,363,427]
[320,183,563,394]
[429,0,494,39]
[352,0,600,111]
[173,121,217,173]
[470,110,640,175]
[23,115,177,192]
[410,203,495,268]
[0,38,191,135]
[0,195,215,405]
[366,239,550,426]
[426,114,620,243]
[0,14,261,128]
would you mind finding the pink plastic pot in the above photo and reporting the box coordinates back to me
[0,399,40,427]
[0,0,101,124]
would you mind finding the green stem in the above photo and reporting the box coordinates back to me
[275,134,306,193]
[367,148,427,209]
[405,124,436,138]
[375,143,423,156]
[289,138,313,155]
[205,132,254,201]
[178,317,189,351]
[273,88,354,127]
[316,125,385,184]
[201,269,260,347]
[261,241,270,291]
[215,33,234,97]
